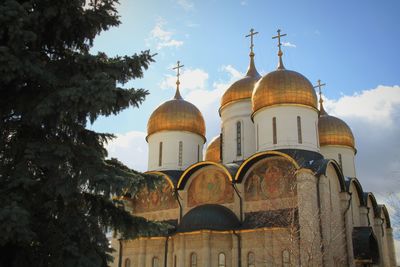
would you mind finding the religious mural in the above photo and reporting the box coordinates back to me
[132,178,178,213]
[187,168,234,207]
[244,157,296,201]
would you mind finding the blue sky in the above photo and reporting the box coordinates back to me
[91,0,400,135]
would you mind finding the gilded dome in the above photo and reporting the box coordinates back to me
[318,105,355,149]
[252,68,318,114]
[147,89,206,141]
[205,135,221,162]
[220,54,261,111]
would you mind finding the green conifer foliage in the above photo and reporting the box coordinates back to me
[0,1,162,266]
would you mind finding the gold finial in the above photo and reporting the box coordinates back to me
[272,29,287,70]
[172,60,184,99]
[314,79,327,115]
[245,28,259,55]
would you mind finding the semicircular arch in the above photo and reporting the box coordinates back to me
[346,178,365,206]
[235,151,300,183]
[177,161,233,189]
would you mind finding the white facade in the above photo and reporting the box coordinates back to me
[253,105,320,153]
[220,99,255,163]
[147,131,204,171]
[320,145,356,178]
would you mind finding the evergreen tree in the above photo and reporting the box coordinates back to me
[0,1,161,266]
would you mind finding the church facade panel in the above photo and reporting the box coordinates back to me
[187,167,234,207]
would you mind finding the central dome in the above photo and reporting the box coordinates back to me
[147,90,206,141]
[252,68,318,114]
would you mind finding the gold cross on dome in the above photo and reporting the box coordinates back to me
[245,28,259,54]
[272,29,287,54]
[313,79,326,103]
[173,60,184,81]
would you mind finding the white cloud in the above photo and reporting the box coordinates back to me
[240,1,248,5]
[106,131,148,172]
[176,0,194,10]
[323,85,400,192]
[160,68,209,92]
[185,65,243,141]
[282,42,296,48]
[324,86,400,126]
[147,18,183,50]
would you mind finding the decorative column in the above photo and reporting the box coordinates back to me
[178,234,185,267]
[296,170,323,266]
[386,228,397,267]
[202,231,211,267]
[340,193,355,267]
[138,238,146,267]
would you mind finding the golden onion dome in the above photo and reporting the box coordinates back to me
[252,31,318,114]
[205,135,221,162]
[147,89,206,141]
[252,68,318,114]
[318,103,355,150]
[220,53,261,112]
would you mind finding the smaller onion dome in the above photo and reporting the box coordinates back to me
[147,78,206,141]
[318,98,355,150]
[178,204,240,232]
[205,135,221,162]
[220,52,261,111]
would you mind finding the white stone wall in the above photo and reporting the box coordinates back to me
[320,145,356,178]
[319,164,349,266]
[147,131,204,171]
[253,105,319,152]
[220,100,255,163]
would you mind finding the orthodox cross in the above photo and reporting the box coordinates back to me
[173,60,184,82]
[272,29,287,54]
[173,60,184,89]
[314,79,326,104]
[245,28,259,54]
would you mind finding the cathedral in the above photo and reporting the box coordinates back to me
[110,29,397,267]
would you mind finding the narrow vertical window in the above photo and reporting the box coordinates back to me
[282,250,290,267]
[272,117,277,144]
[178,141,183,166]
[338,153,343,170]
[218,253,226,267]
[152,257,159,267]
[125,258,131,267]
[158,142,163,167]
[190,253,197,267]
[236,121,242,156]
[316,120,320,147]
[329,180,333,210]
[220,131,224,162]
[197,144,200,162]
[174,255,177,267]
[248,252,255,267]
[297,116,302,144]
[256,124,259,150]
